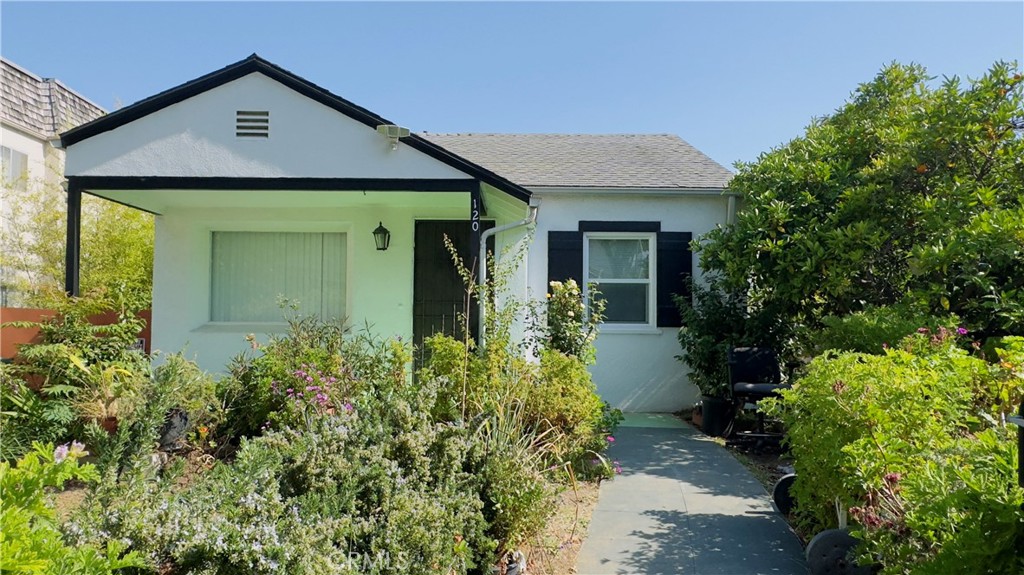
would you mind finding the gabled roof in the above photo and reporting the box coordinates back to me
[1,58,105,138]
[59,54,531,202]
[420,133,733,190]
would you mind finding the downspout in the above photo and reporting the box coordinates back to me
[478,200,540,345]
[727,194,737,226]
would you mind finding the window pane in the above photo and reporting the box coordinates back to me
[1,147,27,192]
[594,282,648,323]
[211,232,345,321]
[588,238,649,279]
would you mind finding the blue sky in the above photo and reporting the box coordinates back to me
[2,2,1021,169]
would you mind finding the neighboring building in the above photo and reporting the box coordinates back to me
[59,55,734,412]
[0,58,105,305]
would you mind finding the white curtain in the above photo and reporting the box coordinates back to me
[588,238,650,279]
[211,232,346,322]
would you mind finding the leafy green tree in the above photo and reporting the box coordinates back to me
[1,177,153,307]
[698,61,1024,337]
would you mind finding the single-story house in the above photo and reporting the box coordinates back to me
[58,55,734,413]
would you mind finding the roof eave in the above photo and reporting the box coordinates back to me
[527,185,736,196]
[58,54,531,202]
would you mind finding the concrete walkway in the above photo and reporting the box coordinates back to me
[576,414,807,575]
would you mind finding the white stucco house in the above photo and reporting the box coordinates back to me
[58,55,734,412]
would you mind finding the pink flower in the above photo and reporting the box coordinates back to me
[956,327,968,336]
[606,436,615,443]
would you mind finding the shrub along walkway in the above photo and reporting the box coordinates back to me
[575,414,807,575]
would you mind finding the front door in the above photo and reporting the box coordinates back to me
[412,220,494,365]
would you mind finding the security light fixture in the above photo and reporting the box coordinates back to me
[373,222,391,251]
[376,124,410,150]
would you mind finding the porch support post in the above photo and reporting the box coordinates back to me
[65,181,82,296]
[469,180,482,274]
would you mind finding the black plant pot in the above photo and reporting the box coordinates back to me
[700,396,732,437]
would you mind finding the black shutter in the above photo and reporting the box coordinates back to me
[656,232,692,327]
[547,231,583,290]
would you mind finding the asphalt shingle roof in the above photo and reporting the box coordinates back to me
[420,133,733,190]
[1,58,104,138]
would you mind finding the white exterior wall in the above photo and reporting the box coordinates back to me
[65,73,468,180]
[1,124,50,183]
[153,189,529,374]
[528,190,731,413]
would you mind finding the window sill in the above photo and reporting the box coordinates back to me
[598,325,662,335]
[193,322,289,334]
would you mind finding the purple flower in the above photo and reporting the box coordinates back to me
[342,402,353,412]
[54,444,70,463]
[957,327,968,336]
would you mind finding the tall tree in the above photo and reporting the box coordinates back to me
[698,61,1024,336]
[1,177,153,307]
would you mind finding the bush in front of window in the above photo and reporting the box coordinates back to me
[529,279,605,365]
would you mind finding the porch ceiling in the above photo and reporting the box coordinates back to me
[88,189,477,215]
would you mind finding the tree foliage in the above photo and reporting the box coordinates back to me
[1,177,153,307]
[698,61,1024,337]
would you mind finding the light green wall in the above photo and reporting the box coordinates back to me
[151,189,530,373]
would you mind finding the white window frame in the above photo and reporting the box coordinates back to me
[1,146,28,192]
[583,232,657,329]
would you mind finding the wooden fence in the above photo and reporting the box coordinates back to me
[0,307,151,360]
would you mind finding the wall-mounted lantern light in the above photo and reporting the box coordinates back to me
[373,222,391,251]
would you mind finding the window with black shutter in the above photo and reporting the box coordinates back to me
[546,224,691,328]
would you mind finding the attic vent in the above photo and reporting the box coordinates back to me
[236,111,269,138]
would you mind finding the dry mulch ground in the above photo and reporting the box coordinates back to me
[516,479,601,575]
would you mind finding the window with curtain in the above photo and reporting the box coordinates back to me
[1,146,28,192]
[211,231,346,322]
[584,233,656,325]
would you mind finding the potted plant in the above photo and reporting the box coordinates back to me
[675,277,777,437]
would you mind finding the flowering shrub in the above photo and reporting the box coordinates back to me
[1,442,147,574]
[71,384,495,575]
[530,279,604,364]
[763,331,1024,573]
[48,243,622,572]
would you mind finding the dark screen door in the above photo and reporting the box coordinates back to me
[413,220,494,365]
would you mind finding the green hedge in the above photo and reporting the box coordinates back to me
[764,331,1024,574]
